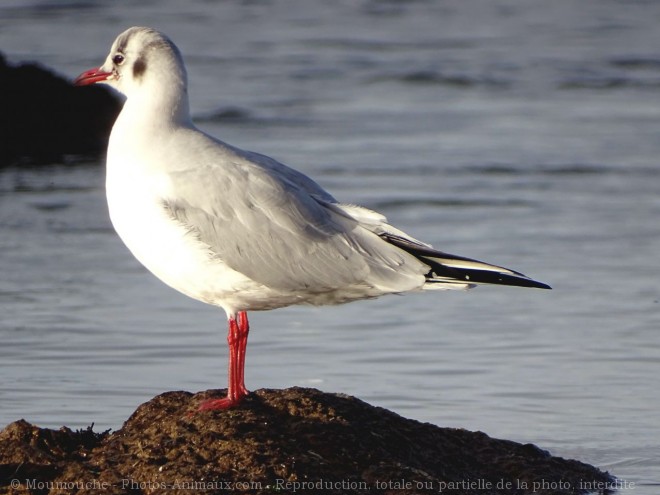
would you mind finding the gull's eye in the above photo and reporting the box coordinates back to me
[112,54,125,65]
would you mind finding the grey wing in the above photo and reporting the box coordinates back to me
[163,162,427,295]
[237,147,337,203]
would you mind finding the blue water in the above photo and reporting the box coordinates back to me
[1,1,659,492]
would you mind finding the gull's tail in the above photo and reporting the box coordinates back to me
[380,233,551,290]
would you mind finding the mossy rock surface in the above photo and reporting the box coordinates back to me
[0,387,614,494]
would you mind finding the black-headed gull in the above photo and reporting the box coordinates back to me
[75,27,550,411]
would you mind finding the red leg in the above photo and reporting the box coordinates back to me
[198,311,250,411]
[236,311,250,396]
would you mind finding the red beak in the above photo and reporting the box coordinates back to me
[74,67,112,86]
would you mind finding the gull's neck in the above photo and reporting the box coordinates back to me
[118,79,193,133]
[108,73,195,179]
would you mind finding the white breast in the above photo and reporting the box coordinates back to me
[105,145,263,313]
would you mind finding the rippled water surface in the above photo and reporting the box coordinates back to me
[1,1,659,491]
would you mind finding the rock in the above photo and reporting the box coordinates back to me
[0,387,614,494]
[0,52,121,167]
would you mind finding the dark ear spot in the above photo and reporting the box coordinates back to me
[133,57,147,80]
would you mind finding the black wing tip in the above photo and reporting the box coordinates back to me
[450,269,552,290]
[379,232,552,290]
[424,263,552,290]
[513,277,552,290]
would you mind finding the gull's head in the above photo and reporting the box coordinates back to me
[74,26,187,98]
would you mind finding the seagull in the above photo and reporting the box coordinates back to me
[74,27,550,411]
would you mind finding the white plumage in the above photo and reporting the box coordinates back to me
[75,27,549,410]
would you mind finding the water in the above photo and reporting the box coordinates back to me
[1,0,659,491]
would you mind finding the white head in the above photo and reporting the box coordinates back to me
[75,27,190,122]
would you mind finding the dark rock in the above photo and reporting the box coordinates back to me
[0,387,615,494]
[0,52,121,167]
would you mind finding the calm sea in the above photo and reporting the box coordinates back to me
[1,1,658,491]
